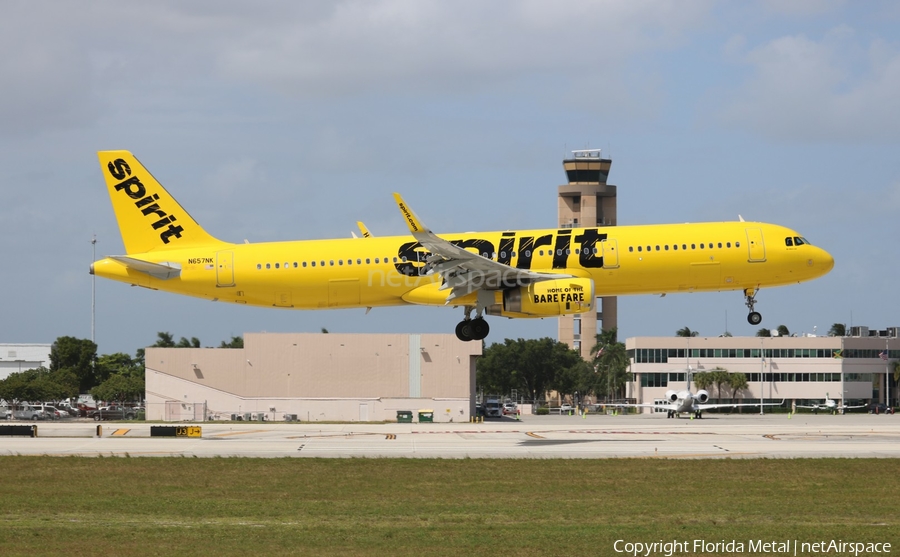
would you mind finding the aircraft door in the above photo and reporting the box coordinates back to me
[745,228,766,262]
[601,239,619,269]
[216,251,235,287]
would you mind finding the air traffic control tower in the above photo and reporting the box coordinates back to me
[558,149,618,360]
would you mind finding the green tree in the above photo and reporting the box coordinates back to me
[693,370,714,393]
[220,336,244,349]
[49,336,98,393]
[828,323,846,337]
[707,368,731,403]
[756,328,772,337]
[176,337,201,348]
[590,328,630,401]
[727,372,749,405]
[477,338,581,405]
[776,325,791,337]
[91,373,144,404]
[676,326,699,337]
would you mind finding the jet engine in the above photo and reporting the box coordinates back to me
[665,390,678,402]
[695,390,710,404]
[489,278,594,318]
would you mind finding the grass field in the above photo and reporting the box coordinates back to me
[0,457,897,556]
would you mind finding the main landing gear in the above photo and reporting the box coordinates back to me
[455,306,490,342]
[744,287,762,326]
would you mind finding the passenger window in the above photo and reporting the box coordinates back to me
[500,251,506,258]
[320,261,325,267]
[682,244,687,250]
[366,258,370,264]
[266,263,271,269]
[393,257,398,263]
[785,237,793,246]
[401,257,407,262]
[727,242,731,248]
[637,246,642,252]
[346,259,351,265]
[664,245,669,251]
[735,242,740,248]
[629,247,634,252]
[655,245,660,251]
[256,264,261,270]
[699,244,704,249]
[293,262,298,268]
[302,262,307,268]
[275,263,280,269]
[691,244,696,249]
[284,262,289,268]
[329,261,334,266]
[374,258,379,264]
[646,246,651,252]
[673,244,678,251]
[717,243,722,248]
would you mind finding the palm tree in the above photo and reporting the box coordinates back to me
[676,326,699,337]
[776,325,791,337]
[707,368,730,404]
[589,328,630,401]
[727,372,749,410]
[828,323,846,337]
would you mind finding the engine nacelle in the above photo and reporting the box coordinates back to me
[695,390,710,404]
[493,278,594,318]
[666,390,678,402]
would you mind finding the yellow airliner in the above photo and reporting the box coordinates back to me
[91,151,834,342]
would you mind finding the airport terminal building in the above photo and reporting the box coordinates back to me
[625,328,899,411]
[145,332,480,422]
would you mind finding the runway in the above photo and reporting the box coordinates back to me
[2,413,898,459]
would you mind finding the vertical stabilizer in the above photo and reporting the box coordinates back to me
[98,151,225,254]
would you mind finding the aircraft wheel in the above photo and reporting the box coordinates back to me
[748,312,762,325]
[470,318,490,341]
[455,320,474,342]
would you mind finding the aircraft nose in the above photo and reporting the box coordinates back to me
[818,247,835,274]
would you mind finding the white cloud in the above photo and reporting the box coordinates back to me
[716,28,900,142]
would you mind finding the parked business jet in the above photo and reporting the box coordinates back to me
[614,370,784,418]
[91,151,834,341]
[620,389,785,419]
[796,393,866,414]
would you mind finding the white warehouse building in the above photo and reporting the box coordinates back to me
[0,343,51,381]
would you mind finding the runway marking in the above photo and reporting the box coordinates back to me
[386,434,397,440]
[111,429,130,436]
[212,430,272,437]
[526,432,545,439]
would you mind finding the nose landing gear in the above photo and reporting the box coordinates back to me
[744,287,762,325]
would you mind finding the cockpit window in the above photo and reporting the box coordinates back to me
[785,237,793,246]
[795,237,809,245]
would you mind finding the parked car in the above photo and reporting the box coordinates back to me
[559,403,574,414]
[868,403,894,415]
[483,399,503,418]
[503,403,517,415]
[89,405,137,421]
[39,405,63,420]
[12,404,46,420]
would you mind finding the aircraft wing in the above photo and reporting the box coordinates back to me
[108,256,181,280]
[839,404,867,410]
[393,193,573,301]
[696,400,785,411]
[795,405,821,410]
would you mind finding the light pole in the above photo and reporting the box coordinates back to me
[91,235,96,345]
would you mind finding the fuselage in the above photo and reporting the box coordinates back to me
[92,220,833,312]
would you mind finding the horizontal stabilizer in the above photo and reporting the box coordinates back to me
[108,256,182,280]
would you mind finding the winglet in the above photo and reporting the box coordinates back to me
[393,193,430,235]
[357,221,372,238]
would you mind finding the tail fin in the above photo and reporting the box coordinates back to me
[98,151,225,253]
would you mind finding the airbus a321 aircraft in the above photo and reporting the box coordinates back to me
[91,151,834,342]
[796,393,866,414]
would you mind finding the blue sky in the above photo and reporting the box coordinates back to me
[1,0,898,356]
